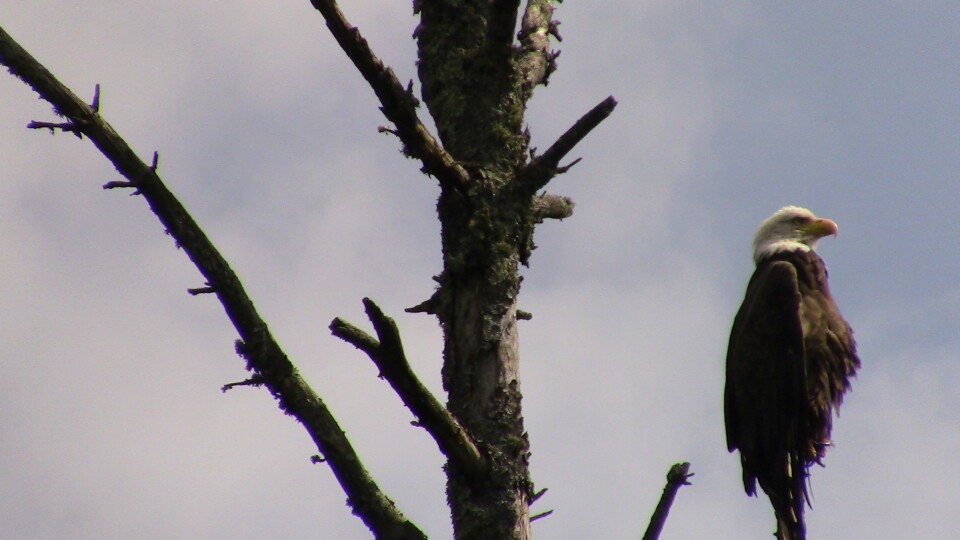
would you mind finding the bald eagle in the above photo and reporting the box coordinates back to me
[725,206,860,540]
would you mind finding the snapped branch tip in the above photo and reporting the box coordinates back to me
[667,462,693,485]
[102,180,137,190]
[378,125,399,137]
[221,375,265,392]
[642,462,694,540]
[91,84,101,112]
[187,285,216,296]
[328,317,344,332]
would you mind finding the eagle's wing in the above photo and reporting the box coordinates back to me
[724,259,806,496]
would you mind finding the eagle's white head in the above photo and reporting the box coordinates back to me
[752,206,839,263]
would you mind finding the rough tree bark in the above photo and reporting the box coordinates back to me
[1,3,692,539]
[411,3,611,538]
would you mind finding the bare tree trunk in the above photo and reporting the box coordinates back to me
[413,3,546,538]
[409,3,618,537]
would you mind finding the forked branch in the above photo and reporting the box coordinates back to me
[0,25,424,540]
[331,298,486,479]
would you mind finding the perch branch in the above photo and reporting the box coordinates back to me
[307,0,469,189]
[520,95,617,193]
[642,462,693,540]
[330,298,486,479]
[0,25,425,540]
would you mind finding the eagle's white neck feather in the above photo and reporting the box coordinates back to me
[753,238,812,264]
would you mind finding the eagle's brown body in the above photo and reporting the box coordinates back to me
[725,207,860,540]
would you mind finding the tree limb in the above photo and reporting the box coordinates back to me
[0,25,425,540]
[307,0,470,189]
[532,193,575,222]
[330,298,486,479]
[642,462,694,540]
[519,95,618,193]
[517,0,561,92]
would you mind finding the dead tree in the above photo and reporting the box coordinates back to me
[0,2,690,538]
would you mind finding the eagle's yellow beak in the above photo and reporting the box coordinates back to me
[802,217,839,238]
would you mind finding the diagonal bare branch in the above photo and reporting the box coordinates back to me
[643,462,694,540]
[519,95,618,193]
[308,0,469,189]
[0,25,425,540]
[331,298,486,479]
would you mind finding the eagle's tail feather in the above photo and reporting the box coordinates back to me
[766,451,808,540]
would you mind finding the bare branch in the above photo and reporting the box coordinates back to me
[307,0,469,189]
[28,119,83,137]
[0,25,425,540]
[102,180,138,190]
[330,298,486,479]
[187,285,216,296]
[520,95,618,193]
[555,156,582,175]
[221,375,264,392]
[404,292,439,315]
[530,509,553,522]
[517,0,561,91]
[532,192,575,222]
[642,462,694,540]
[540,96,617,165]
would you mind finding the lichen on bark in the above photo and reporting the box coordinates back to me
[413,3,555,537]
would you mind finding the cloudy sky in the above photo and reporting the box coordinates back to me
[2,2,958,539]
